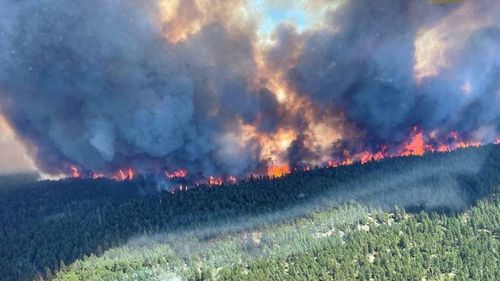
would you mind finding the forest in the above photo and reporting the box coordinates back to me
[0,145,499,280]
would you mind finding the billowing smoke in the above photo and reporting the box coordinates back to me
[0,0,498,180]
[0,0,274,177]
[271,0,500,148]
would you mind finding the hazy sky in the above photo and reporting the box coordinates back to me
[0,113,35,174]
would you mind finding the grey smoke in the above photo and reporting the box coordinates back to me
[0,0,498,177]
[0,0,274,176]
[271,0,499,147]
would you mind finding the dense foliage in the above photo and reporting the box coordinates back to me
[0,145,499,280]
[216,197,500,281]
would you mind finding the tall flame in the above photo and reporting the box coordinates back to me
[113,168,134,181]
[401,127,425,156]
[70,166,81,178]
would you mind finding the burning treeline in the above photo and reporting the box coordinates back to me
[0,0,498,185]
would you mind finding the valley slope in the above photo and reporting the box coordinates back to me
[0,145,499,280]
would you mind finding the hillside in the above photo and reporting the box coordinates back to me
[0,145,499,281]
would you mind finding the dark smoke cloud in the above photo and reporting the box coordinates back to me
[287,133,318,169]
[274,0,499,147]
[0,0,498,178]
[0,0,275,177]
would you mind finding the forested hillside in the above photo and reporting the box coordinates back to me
[0,145,499,281]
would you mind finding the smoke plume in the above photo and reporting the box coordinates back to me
[0,0,498,180]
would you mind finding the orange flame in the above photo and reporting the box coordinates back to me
[113,168,134,181]
[437,144,450,152]
[326,159,349,168]
[70,166,81,178]
[165,169,187,179]
[359,149,386,164]
[267,164,290,178]
[401,127,425,156]
[208,176,223,186]
[456,140,481,149]
[65,126,498,185]
[324,127,494,171]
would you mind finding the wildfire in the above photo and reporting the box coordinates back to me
[6,0,500,192]
[457,141,481,149]
[397,128,485,157]
[64,126,498,189]
[227,176,237,184]
[267,164,290,178]
[437,144,450,153]
[401,127,425,156]
[70,166,81,178]
[92,172,105,179]
[443,131,481,150]
[241,123,297,167]
[205,175,238,186]
[208,176,223,186]
[324,126,495,171]
[327,158,353,168]
[247,31,341,168]
[165,169,187,179]
[68,166,135,181]
[360,149,386,164]
[113,168,134,181]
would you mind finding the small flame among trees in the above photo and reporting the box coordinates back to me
[113,168,134,181]
[208,176,223,186]
[165,169,187,179]
[70,166,81,178]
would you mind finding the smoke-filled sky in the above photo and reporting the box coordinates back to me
[0,0,498,178]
